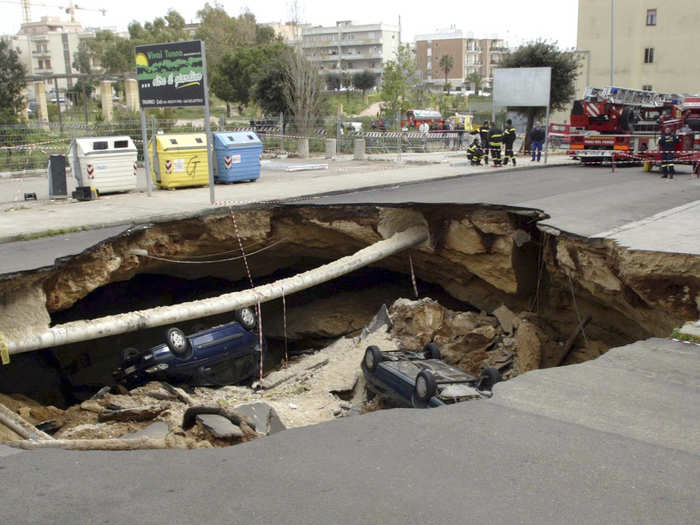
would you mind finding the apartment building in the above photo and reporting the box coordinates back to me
[576,0,700,95]
[2,16,95,99]
[415,28,507,90]
[301,20,400,77]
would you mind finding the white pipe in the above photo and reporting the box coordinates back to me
[7,227,429,355]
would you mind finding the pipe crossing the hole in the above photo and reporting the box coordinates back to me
[6,227,429,355]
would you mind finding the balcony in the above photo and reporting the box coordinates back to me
[32,49,51,56]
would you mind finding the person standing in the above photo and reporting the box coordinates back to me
[503,119,517,166]
[479,120,490,163]
[659,126,679,179]
[488,123,503,166]
[529,123,545,162]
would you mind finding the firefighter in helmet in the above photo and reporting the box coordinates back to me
[488,122,503,166]
[479,120,491,162]
[502,119,517,166]
[659,126,679,179]
[467,137,483,165]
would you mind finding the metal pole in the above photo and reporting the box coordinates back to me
[140,108,152,196]
[82,81,88,125]
[53,77,62,132]
[543,101,551,165]
[396,110,401,162]
[610,0,615,85]
[151,115,159,185]
[280,112,284,152]
[201,41,216,205]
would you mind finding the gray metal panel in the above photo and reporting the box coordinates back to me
[493,67,552,107]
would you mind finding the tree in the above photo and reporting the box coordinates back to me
[352,70,377,103]
[325,73,341,91]
[380,44,417,119]
[500,41,579,142]
[284,50,325,137]
[438,54,454,90]
[128,10,189,45]
[0,40,26,123]
[254,55,290,118]
[212,42,288,116]
[466,71,483,95]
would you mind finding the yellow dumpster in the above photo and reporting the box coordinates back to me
[148,133,209,189]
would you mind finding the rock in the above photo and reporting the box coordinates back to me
[91,386,111,400]
[122,422,170,440]
[233,403,286,436]
[390,297,445,348]
[514,319,543,373]
[196,414,244,440]
[444,219,486,254]
[493,305,517,335]
[80,400,104,413]
[98,405,165,423]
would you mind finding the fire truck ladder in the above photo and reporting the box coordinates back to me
[584,86,684,107]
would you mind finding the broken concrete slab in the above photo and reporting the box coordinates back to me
[122,422,169,440]
[196,414,244,440]
[493,305,517,335]
[359,304,392,340]
[234,403,286,435]
[679,320,700,338]
[0,443,23,457]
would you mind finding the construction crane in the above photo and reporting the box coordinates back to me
[11,0,107,24]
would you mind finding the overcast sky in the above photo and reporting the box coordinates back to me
[2,0,579,49]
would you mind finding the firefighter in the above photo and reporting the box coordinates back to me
[502,119,517,166]
[659,126,679,179]
[479,120,490,162]
[488,123,503,166]
[467,137,482,165]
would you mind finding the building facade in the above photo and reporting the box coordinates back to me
[2,17,95,99]
[414,29,507,90]
[576,0,700,96]
[301,20,399,77]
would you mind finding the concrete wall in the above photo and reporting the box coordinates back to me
[577,0,700,94]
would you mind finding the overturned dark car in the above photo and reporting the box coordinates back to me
[361,344,502,408]
[113,308,264,390]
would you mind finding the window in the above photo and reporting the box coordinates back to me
[45,59,51,69]
[646,9,657,26]
[93,141,108,150]
[427,48,432,57]
[195,137,203,143]
[170,139,178,145]
[642,84,653,91]
[644,48,654,63]
[114,140,129,148]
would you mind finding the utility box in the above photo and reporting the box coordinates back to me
[68,136,138,194]
[213,131,262,183]
[48,154,67,198]
[148,133,209,189]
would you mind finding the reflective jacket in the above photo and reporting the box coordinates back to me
[503,127,516,147]
[659,132,678,152]
[488,128,503,146]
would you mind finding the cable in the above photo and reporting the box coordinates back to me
[567,272,590,348]
[138,238,284,264]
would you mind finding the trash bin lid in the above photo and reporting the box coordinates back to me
[155,133,207,151]
[73,136,137,155]
[213,131,262,148]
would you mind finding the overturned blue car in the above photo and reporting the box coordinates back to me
[113,308,264,389]
[361,344,502,408]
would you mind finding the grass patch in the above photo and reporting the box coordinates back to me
[671,328,700,344]
[15,226,90,241]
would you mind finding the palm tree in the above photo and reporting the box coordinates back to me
[467,71,483,95]
[439,54,455,91]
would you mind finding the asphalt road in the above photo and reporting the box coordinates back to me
[0,338,697,524]
[311,164,700,236]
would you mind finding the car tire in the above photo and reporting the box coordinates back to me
[121,347,140,363]
[413,369,437,406]
[165,327,190,357]
[479,367,502,391]
[234,307,257,330]
[363,345,384,373]
[423,342,441,360]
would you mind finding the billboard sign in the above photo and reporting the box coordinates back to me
[135,40,205,107]
[493,67,552,107]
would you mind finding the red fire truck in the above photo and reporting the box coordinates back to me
[401,110,444,130]
[567,86,700,172]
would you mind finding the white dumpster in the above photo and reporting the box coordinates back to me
[69,136,138,194]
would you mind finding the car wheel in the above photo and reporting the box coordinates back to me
[363,345,384,373]
[423,342,441,360]
[165,327,190,357]
[413,369,437,406]
[234,307,257,330]
[479,367,502,391]
[120,347,140,363]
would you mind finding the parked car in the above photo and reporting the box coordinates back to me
[361,344,502,408]
[113,308,264,389]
